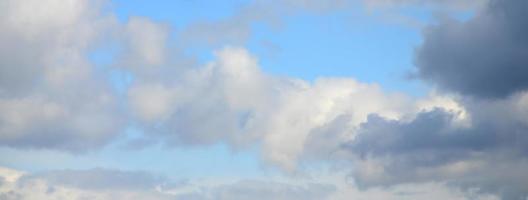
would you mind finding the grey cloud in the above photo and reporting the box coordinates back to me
[344,94,528,200]
[414,0,528,98]
[349,109,496,158]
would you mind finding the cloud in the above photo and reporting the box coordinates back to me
[414,0,528,98]
[343,91,528,199]
[0,0,123,151]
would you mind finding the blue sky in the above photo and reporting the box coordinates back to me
[2,0,527,199]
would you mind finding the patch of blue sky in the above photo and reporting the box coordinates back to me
[247,10,428,96]
[88,41,133,96]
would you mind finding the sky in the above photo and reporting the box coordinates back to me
[0,0,527,199]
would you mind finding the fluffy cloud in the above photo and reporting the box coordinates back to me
[415,0,528,98]
[0,0,123,151]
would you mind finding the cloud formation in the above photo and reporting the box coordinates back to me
[1,0,527,199]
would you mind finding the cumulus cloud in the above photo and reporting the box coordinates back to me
[415,0,528,98]
[127,46,422,171]
[0,0,123,151]
[343,91,528,199]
